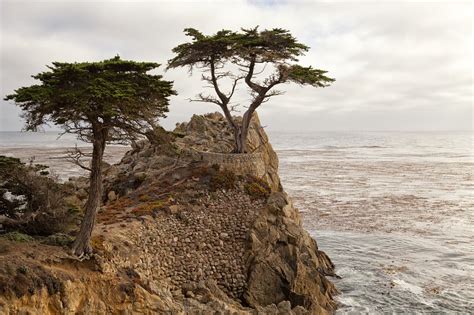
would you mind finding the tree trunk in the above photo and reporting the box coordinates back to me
[234,110,253,153]
[233,126,244,153]
[72,129,106,256]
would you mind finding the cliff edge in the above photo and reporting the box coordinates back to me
[0,113,337,314]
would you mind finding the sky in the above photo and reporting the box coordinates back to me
[0,0,472,132]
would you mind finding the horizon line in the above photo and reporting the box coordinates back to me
[0,129,472,133]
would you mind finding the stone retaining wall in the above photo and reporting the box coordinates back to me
[103,190,265,300]
[191,150,266,178]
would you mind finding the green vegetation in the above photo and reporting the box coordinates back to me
[1,232,34,243]
[0,155,76,236]
[42,233,75,247]
[244,176,271,200]
[209,167,237,191]
[168,27,334,153]
[5,56,176,257]
[1,264,65,298]
[131,200,167,217]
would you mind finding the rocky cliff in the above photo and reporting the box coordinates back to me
[0,113,337,314]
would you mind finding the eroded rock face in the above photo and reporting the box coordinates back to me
[245,192,337,313]
[1,113,336,314]
[174,112,280,191]
[90,112,279,205]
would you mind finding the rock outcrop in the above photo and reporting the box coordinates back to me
[0,113,336,314]
[245,192,337,312]
[175,112,281,191]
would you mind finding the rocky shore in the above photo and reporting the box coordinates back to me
[0,113,337,314]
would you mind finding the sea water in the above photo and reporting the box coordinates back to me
[269,131,473,314]
[0,130,473,313]
[0,131,128,180]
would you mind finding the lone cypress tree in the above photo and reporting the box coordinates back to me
[168,27,335,153]
[4,56,176,256]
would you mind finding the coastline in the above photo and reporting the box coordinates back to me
[0,128,473,313]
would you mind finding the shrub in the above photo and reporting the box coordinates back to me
[209,168,237,191]
[1,231,34,242]
[0,155,75,236]
[138,194,151,202]
[244,176,271,200]
[131,200,166,217]
[0,264,65,298]
[42,233,75,247]
[17,265,28,274]
[91,235,106,252]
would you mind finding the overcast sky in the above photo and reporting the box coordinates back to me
[0,0,472,131]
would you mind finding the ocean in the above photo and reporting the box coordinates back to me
[1,130,473,313]
[270,131,473,313]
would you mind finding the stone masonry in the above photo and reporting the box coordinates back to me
[106,189,265,300]
[192,150,266,178]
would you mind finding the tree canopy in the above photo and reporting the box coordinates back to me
[5,56,176,143]
[4,56,176,256]
[168,27,334,153]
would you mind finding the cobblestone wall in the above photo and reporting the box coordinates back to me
[193,150,266,178]
[104,190,265,300]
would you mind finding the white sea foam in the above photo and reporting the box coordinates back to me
[392,279,424,296]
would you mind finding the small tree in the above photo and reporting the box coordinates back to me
[4,56,176,256]
[168,27,335,153]
[0,155,73,236]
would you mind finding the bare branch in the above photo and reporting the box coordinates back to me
[65,145,92,172]
[210,59,229,105]
[230,104,241,112]
[201,74,213,83]
[233,60,251,68]
[264,90,284,98]
[227,75,245,99]
[215,71,233,79]
[189,93,223,106]
[253,63,268,76]
[244,55,265,94]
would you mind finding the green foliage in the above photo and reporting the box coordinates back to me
[0,155,76,236]
[168,26,334,88]
[209,168,237,191]
[2,232,34,242]
[4,56,176,143]
[4,56,176,255]
[0,155,24,169]
[235,27,309,63]
[285,64,334,87]
[169,28,239,69]
[42,233,75,247]
[169,27,311,68]
[244,176,271,200]
[168,26,334,153]
[0,155,54,217]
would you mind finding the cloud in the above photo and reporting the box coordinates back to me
[0,0,472,131]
